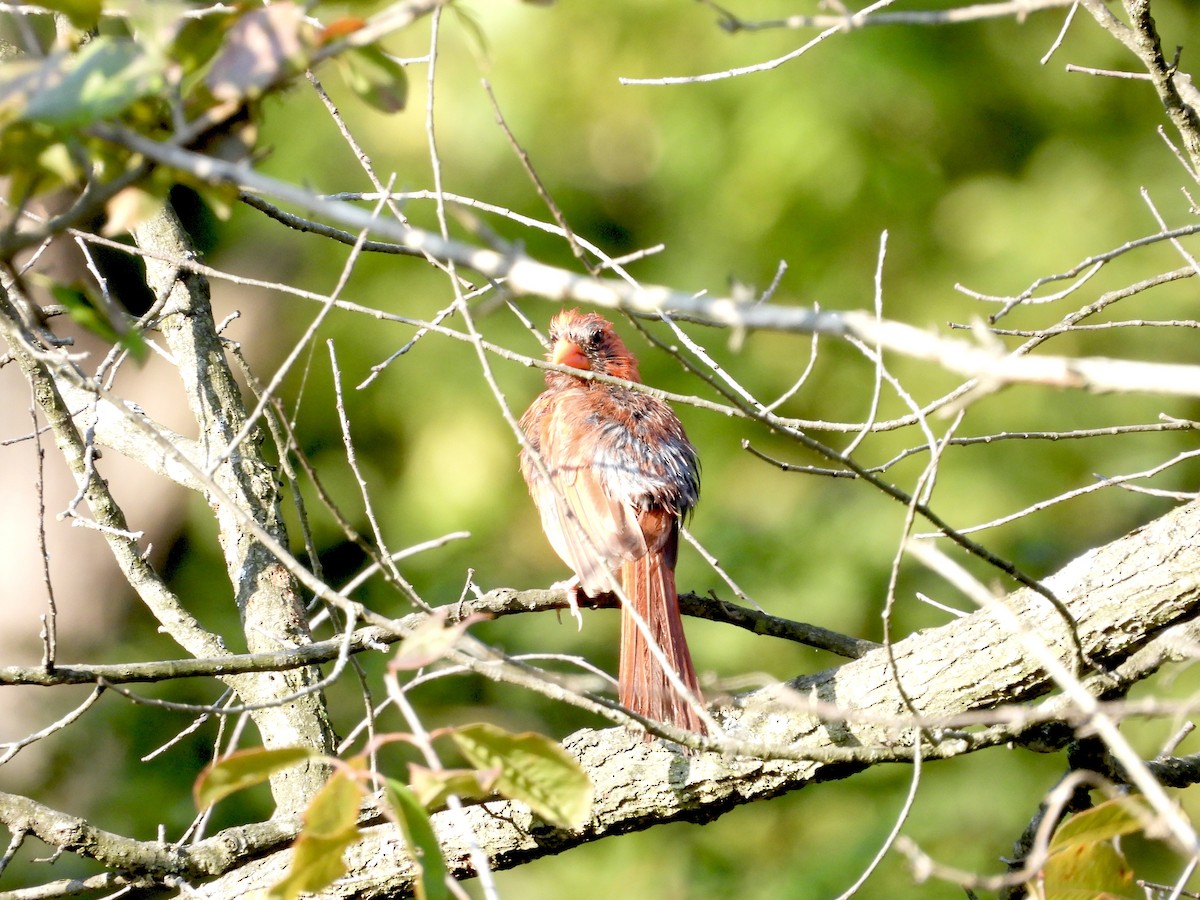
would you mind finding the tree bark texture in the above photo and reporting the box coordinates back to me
[196,498,1200,897]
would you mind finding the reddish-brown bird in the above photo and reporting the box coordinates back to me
[519,309,706,735]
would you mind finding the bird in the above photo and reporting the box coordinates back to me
[519,308,706,736]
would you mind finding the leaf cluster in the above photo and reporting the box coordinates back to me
[195,720,592,900]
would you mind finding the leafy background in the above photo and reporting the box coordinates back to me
[5,1,1200,896]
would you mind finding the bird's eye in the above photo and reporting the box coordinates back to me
[585,329,603,349]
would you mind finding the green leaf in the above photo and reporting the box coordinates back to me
[339,46,408,114]
[169,11,236,76]
[36,140,77,184]
[407,763,497,810]
[189,181,240,221]
[450,724,592,829]
[46,280,149,363]
[270,769,363,900]
[20,38,165,127]
[36,0,102,30]
[384,780,449,900]
[194,746,319,810]
[50,282,117,341]
[0,59,55,129]
[0,124,79,202]
[449,5,490,60]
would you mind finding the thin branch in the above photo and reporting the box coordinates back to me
[833,737,923,899]
[0,687,104,766]
[0,788,301,882]
[914,448,1200,538]
[0,286,231,663]
[0,588,877,689]
[619,0,900,85]
[711,0,1077,32]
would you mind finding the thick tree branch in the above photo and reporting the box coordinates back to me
[132,206,336,814]
[0,789,299,881]
[10,499,1195,892]
[74,183,1200,405]
[52,380,207,491]
[191,498,1200,897]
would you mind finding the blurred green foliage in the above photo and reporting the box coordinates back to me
[5,0,1200,896]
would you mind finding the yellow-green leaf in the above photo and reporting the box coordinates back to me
[384,779,449,900]
[339,45,407,114]
[1036,839,1136,900]
[194,746,319,810]
[36,0,101,30]
[190,181,239,220]
[450,723,592,829]
[407,764,497,810]
[169,11,236,76]
[103,185,165,237]
[1048,796,1150,852]
[269,769,363,900]
[36,141,77,184]
[1030,797,1151,900]
[20,39,165,127]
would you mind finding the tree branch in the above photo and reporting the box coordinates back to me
[711,0,1077,32]
[0,788,299,881]
[5,454,1197,894]
[0,589,875,686]
[0,286,230,662]
[132,205,337,814]
[1120,0,1200,171]
[192,498,1200,897]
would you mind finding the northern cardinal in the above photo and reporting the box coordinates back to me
[519,309,706,735]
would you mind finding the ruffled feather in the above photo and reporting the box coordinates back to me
[519,310,707,736]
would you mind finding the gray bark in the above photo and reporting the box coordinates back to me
[195,498,1200,897]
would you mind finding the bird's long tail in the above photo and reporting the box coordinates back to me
[619,542,706,735]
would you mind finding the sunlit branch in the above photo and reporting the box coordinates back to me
[706,0,1077,33]
[86,130,1200,399]
[0,588,873,688]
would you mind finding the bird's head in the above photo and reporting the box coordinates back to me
[546,309,641,382]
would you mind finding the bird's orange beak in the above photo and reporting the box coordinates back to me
[552,338,590,371]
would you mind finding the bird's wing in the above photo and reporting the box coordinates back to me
[529,391,647,595]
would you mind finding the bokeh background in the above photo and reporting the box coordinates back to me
[4,1,1200,896]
